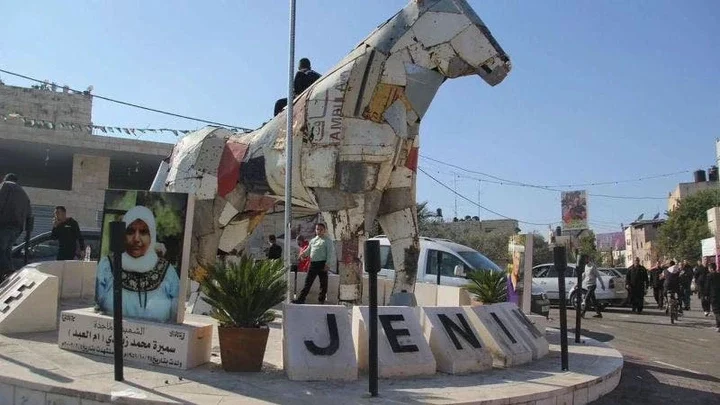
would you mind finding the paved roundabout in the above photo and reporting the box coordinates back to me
[0,309,621,405]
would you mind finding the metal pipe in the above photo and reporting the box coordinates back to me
[554,246,569,371]
[284,0,297,303]
[365,240,381,397]
[109,221,126,381]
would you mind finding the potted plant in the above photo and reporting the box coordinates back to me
[199,256,286,372]
[464,269,508,304]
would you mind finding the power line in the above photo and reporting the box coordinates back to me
[420,154,690,190]
[418,167,554,226]
[420,160,668,200]
[0,67,253,132]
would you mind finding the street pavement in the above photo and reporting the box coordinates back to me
[547,293,720,404]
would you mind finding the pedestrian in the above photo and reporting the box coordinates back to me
[274,58,322,116]
[693,259,710,316]
[679,259,693,310]
[296,235,310,273]
[292,223,335,304]
[706,263,720,332]
[626,257,648,313]
[663,260,682,315]
[51,206,85,260]
[266,234,282,260]
[0,173,32,282]
[649,260,665,308]
[581,260,606,318]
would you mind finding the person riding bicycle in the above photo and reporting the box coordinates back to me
[662,260,683,315]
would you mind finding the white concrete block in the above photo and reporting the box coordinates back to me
[573,387,588,405]
[31,261,97,300]
[420,307,492,374]
[0,268,59,334]
[58,308,212,370]
[46,393,81,405]
[14,387,45,405]
[494,303,549,360]
[464,305,533,367]
[436,285,471,306]
[293,273,340,304]
[527,314,548,336]
[414,283,437,307]
[352,306,435,378]
[282,305,357,381]
[361,275,386,306]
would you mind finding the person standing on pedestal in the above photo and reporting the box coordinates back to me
[51,206,85,260]
[0,173,31,282]
[292,223,335,304]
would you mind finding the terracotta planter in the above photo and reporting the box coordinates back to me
[218,326,270,372]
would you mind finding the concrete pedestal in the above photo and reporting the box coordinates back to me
[29,260,96,299]
[0,268,59,334]
[464,304,533,367]
[283,304,357,381]
[494,303,549,360]
[352,306,435,378]
[419,307,493,374]
[58,308,212,369]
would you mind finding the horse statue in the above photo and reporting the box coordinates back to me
[153,0,511,302]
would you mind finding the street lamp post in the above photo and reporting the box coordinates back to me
[284,0,297,303]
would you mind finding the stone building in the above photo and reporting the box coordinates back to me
[623,218,665,267]
[0,84,172,235]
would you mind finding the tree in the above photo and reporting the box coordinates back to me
[577,231,601,264]
[532,234,553,266]
[657,189,719,262]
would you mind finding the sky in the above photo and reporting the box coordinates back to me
[2,0,719,236]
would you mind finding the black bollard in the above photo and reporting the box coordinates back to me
[109,221,126,382]
[23,216,34,266]
[575,254,588,344]
[364,240,381,397]
[554,246,569,371]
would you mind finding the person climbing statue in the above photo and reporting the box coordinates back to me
[274,58,322,116]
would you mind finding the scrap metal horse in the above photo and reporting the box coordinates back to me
[154,0,511,302]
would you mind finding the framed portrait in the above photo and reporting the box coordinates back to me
[95,190,194,324]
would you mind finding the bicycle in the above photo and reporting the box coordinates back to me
[666,291,683,324]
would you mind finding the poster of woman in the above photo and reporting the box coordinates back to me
[561,190,588,230]
[95,190,194,324]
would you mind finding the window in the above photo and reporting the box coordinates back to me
[379,245,395,270]
[533,266,548,277]
[426,250,465,277]
[546,266,558,277]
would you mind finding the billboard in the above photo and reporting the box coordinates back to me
[595,232,625,252]
[95,190,194,324]
[561,190,588,230]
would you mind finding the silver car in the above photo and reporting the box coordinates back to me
[532,263,627,307]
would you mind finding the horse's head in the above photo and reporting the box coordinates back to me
[366,0,511,86]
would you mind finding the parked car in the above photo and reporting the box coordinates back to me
[11,229,101,269]
[532,263,627,308]
[368,236,551,317]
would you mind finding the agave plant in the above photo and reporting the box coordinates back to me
[199,256,287,328]
[465,269,508,304]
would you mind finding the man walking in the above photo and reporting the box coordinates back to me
[694,259,710,316]
[679,259,693,310]
[706,263,720,332]
[51,206,84,260]
[649,260,664,308]
[0,173,32,281]
[582,260,606,318]
[266,234,282,260]
[627,257,648,313]
[292,223,335,304]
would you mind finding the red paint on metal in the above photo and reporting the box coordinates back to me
[405,147,419,172]
[217,142,249,198]
[245,194,276,212]
[341,237,359,264]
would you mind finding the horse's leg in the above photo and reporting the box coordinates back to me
[377,167,420,296]
[322,196,377,304]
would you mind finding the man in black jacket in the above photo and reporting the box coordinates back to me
[626,257,648,313]
[266,234,282,260]
[0,173,32,281]
[649,260,664,308]
[679,259,694,310]
[706,263,720,332]
[274,58,322,116]
[694,259,710,316]
[51,206,84,260]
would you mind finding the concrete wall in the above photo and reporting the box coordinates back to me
[668,181,720,212]
[0,84,92,124]
[708,207,720,236]
[438,219,518,236]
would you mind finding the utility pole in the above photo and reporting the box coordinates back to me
[477,180,481,219]
[454,174,458,219]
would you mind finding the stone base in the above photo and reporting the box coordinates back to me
[464,304,533,367]
[28,260,96,300]
[0,268,59,334]
[58,308,212,369]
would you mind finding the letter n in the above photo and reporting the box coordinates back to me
[438,313,482,350]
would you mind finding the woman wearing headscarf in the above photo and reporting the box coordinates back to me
[95,206,180,323]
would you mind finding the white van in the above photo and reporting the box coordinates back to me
[368,236,502,287]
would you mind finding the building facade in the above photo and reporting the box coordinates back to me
[443,218,520,236]
[0,84,173,235]
[668,181,720,212]
[623,219,665,267]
